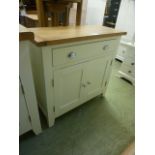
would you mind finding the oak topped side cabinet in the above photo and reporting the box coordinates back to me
[19,40,42,135]
[30,37,121,127]
[21,25,126,127]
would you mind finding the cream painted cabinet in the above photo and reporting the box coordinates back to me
[81,58,108,101]
[19,80,32,135]
[54,58,108,117]
[19,41,42,135]
[54,64,83,117]
[19,25,125,129]
[117,42,135,85]
[30,37,120,127]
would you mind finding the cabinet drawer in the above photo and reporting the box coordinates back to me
[117,44,127,57]
[124,57,135,66]
[120,63,135,77]
[124,46,135,58]
[119,42,135,58]
[52,40,117,66]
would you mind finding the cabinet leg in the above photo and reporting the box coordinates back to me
[99,93,104,98]
[47,118,55,128]
[33,127,42,135]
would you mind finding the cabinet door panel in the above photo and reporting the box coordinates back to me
[81,58,108,101]
[54,65,83,117]
[19,81,32,135]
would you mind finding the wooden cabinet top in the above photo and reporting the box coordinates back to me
[19,25,34,41]
[19,25,126,46]
[43,0,82,3]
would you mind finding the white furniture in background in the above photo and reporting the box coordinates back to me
[116,0,135,43]
[86,0,107,25]
[115,0,135,61]
[117,41,135,85]
[19,39,42,135]
[116,40,135,62]
[116,41,127,61]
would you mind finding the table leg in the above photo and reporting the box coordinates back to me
[76,0,83,25]
[36,0,47,26]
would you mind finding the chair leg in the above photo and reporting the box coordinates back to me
[64,7,70,26]
[55,13,59,26]
[52,13,59,26]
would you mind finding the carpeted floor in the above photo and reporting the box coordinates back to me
[19,60,135,155]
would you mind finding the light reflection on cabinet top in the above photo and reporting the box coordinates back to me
[19,25,126,46]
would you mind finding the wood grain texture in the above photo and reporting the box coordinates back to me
[36,0,47,26]
[30,25,126,46]
[44,0,82,3]
[36,0,82,26]
[19,25,34,41]
[20,25,126,45]
[76,0,83,25]
[44,2,72,26]
[24,14,38,21]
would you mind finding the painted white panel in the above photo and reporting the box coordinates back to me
[86,0,107,25]
[19,80,32,135]
[116,0,135,43]
[54,64,83,117]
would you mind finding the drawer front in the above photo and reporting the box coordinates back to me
[52,40,117,66]
[124,56,135,66]
[117,45,127,57]
[124,46,135,58]
[120,63,135,77]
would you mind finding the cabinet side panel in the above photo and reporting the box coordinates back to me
[19,79,32,135]
[102,38,121,95]
[29,43,47,117]
[42,47,55,127]
[19,41,42,135]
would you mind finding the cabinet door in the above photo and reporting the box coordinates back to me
[19,80,32,135]
[81,58,108,101]
[54,64,83,117]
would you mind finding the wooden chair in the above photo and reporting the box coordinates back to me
[36,0,83,27]
[44,1,72,26]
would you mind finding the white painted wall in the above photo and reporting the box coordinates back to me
[86,0,107,25]
[85,0,135,43]
[69,0,88,25]
[116,0,135,43]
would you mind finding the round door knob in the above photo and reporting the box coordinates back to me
[128,70,132,74]
[82,84,86,88]
[68,52,76,59]
[102,45,109,50]
[87,81,91,85]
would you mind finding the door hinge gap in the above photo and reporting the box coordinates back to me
[105,81,107,87]
[110,60,113,66]
[28,115,31,122]
[21,84,25,94]
[52,79,54,87]
[53,106,55,112]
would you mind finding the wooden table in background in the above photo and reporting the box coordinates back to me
[36,0,83,27]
